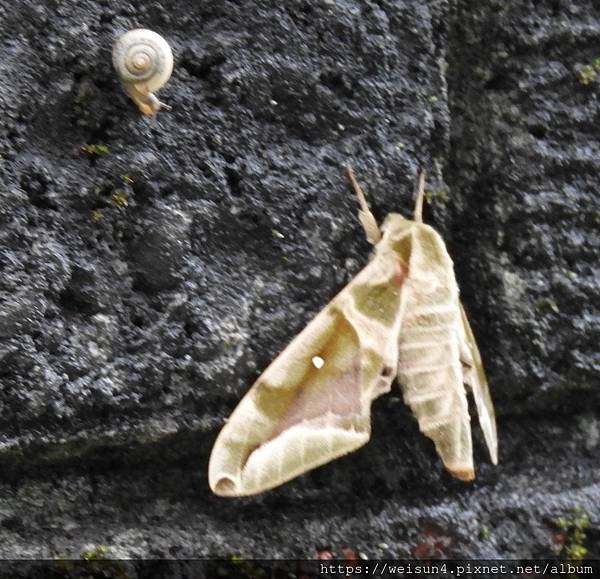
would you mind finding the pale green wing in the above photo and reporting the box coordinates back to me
[459,303,498,465]
[209,251,408,496]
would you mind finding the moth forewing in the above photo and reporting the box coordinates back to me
[208,243,410,497]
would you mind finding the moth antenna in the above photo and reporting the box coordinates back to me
[414,169,426,223]
[345,165,382,245]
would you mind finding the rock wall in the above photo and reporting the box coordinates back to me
[0,0,598,560]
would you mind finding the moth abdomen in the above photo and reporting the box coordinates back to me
[396,244,475,480]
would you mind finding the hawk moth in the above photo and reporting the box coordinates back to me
[208,167,498,496]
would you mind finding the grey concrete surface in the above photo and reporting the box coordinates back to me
[0,0,598,561]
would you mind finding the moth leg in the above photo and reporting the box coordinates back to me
[345,165,382,245]
[413,169,426,223]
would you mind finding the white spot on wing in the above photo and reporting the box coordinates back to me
[312,356,325,369]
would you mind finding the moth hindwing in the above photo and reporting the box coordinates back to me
[208,167,497,496]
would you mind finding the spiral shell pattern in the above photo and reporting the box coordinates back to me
[112,29,173,92]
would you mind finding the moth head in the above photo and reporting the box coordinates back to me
[379,213,417,259]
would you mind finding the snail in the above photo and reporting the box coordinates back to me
[112,29,174,116]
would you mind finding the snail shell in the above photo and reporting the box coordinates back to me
[112,29,174,116]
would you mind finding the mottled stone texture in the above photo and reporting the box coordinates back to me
[0,0,598,562]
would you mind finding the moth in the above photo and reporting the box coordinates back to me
[209,167,498,496]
